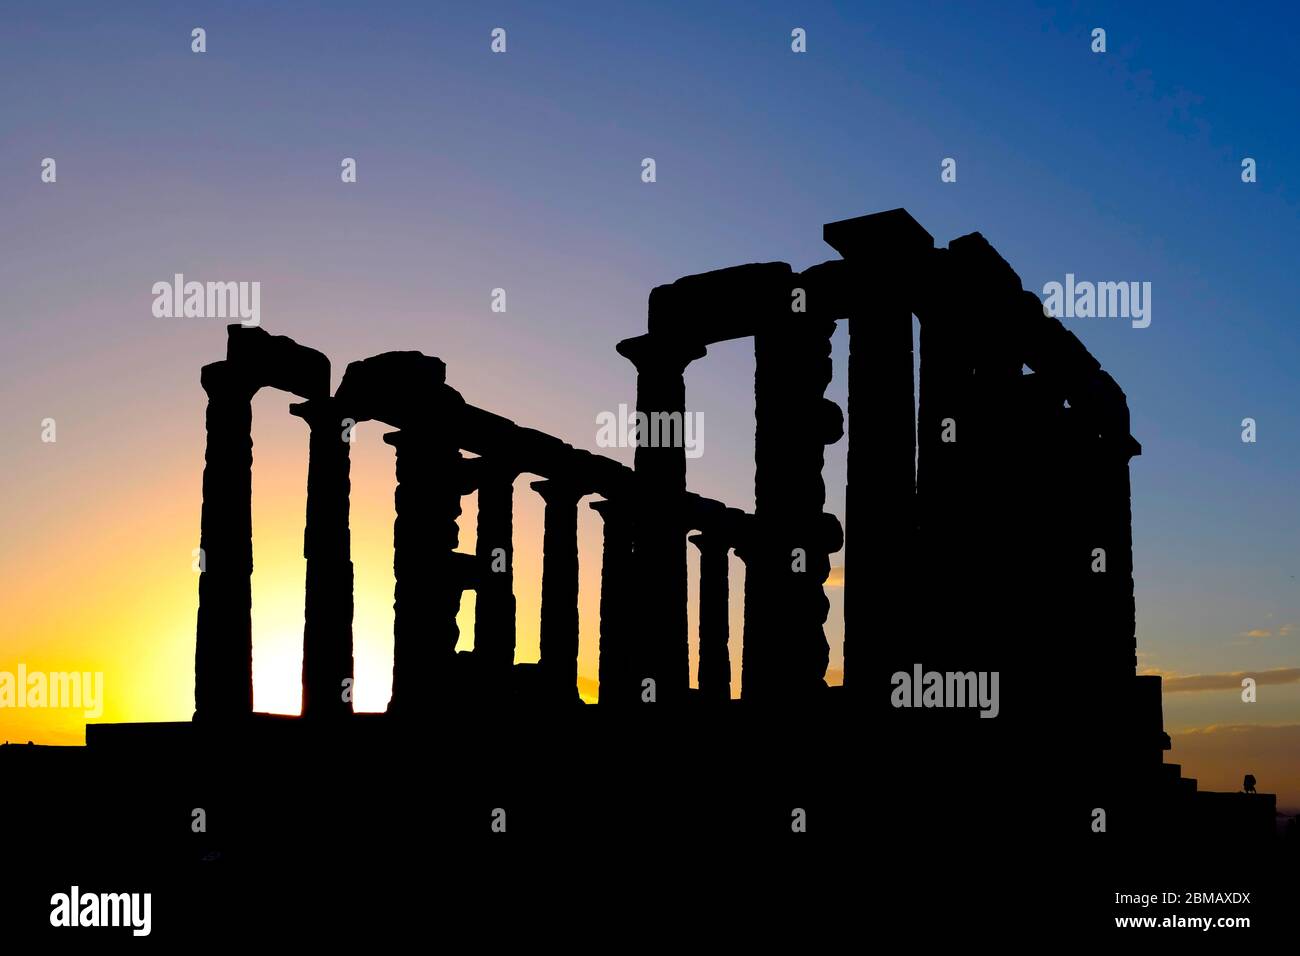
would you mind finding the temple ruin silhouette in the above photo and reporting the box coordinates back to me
[146,210,1272,820]
[11,211,1283,921]
[151,207,1271,839]
[191,208,1134,718]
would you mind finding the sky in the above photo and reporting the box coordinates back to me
[0,2,1297,807]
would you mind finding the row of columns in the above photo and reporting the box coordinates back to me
[195,375,751,718]
[620,267,856,703]
[201,213,953,718]
[194,312,873,718]
[194,212,1144,721]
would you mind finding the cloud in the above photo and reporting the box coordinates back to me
[1232,623,1295,641]
[1145,666,1300,693]
[823,566,844,588]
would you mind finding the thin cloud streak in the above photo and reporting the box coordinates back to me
[1142,666,1300,693]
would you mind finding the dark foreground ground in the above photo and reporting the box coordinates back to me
[3,706,1296,943]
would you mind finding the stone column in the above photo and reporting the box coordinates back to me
[915,286,976,674]
[749,317,841,702]
[731,516,757,701]
[948,234,1031,683]
[591,498,633,705]
[289,398,354,720]
[533,479,584,703]
[473,464,519,677]
[385,428,463,713]
[1106,443,1140,681]
[846,306,913,689]
[689,531,731,701]
[615,333,706,704]
[194,360,257,720]
[1096,438,1148,791]
[1079,434,1142,683]
[824,210,933,691]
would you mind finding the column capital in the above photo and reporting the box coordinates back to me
[615,333,707,376]
[461,456,521,491]
[721,510,755,554]
[383,428,442,451]
[382,418,463,450]
[531,478,587,505]
[200,360,257,402]
[288,396,346,429]
[589,497,628,520]
[452,455,481,496]
[688,531,731,555]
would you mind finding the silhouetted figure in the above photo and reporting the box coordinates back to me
[1244,774,1257,794]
